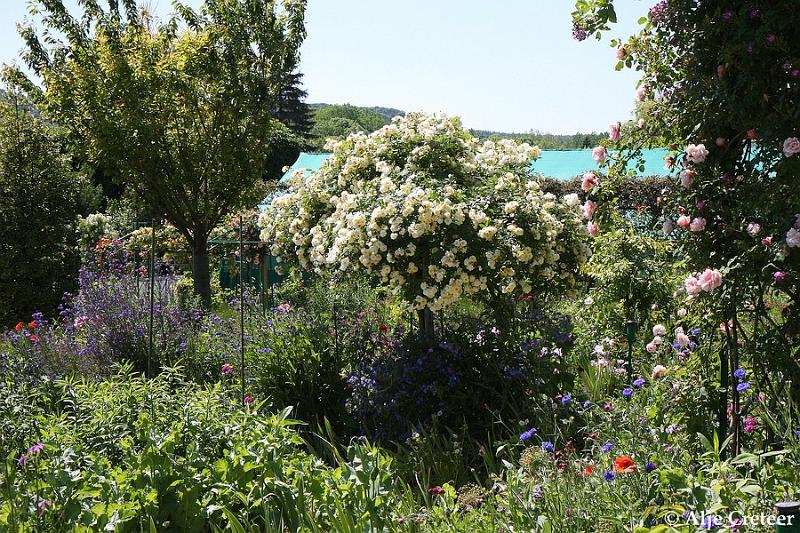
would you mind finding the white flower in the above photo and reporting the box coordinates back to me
[787,228,800,248]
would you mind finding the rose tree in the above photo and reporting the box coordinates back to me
[260,113,591,337]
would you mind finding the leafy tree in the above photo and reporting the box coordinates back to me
[0,90,81,327]
[310,104,390,142]
[11,0,307,305]
[273,70,313,138]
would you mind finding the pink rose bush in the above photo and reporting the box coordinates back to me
[581,171,598,193]
[689,217,706,232]
[683,268,722,296]
[592,146,607,165]
[608,122,621,142]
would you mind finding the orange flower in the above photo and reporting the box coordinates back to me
[29,334,39,343]
[613,455,637,473]
[15,322,24,331]
[585,465,594,475]
[28,321,37,329]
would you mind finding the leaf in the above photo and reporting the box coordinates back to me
[222,508,247,533]
[149,517,157,533]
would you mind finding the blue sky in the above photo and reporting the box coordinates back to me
[1,0,649,133]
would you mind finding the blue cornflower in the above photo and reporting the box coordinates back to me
[622,387,634,398]
[519,427,537,442]
[604,471,616,482]
[690,327,701,336]
[633,378,646,388]
[733,368,747,380]
[541,441,554,453]
[645,462,657,473]
[736,382,750,392]
[561,394,572,406]
[601,441,613,453]
[795,429,800,438]
[582,400,591,409]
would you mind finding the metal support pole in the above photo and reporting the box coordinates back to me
[147,220,156,378]
[625,320,636,379]
[239,214,246,405]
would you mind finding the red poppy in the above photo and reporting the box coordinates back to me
[29,335,39,343]
[15,322,24,331]
[613,455,637,473]
[28,321,37,329]
[585,465,594,475]
[379,323,389,333]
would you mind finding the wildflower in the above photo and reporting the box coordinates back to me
[428,486,444,496]
[15,322,24,331]
[633,378,646,388]
[532,485,544,499]
[29,334,39,343]
[665,424,679,434]
[604,471,616,482]
[28,321,37,329]
[519,427,537,442]
[221,364,234,375]
[603,402,613,412]
[645,462,657,473]
[736,382,750,392]
[601,441,613,453]
[582,400,591,409]
[560,394,572,406]
[27,443,44,454]
[613,455,637,473]
[243,395,254,405]
[743,416,758,433]
[773,271,786,282]
[37,498,50,515]
[584,465,594,475]
[379,323,389,333]
[733,368,746,380]
[540,441,554,453]
[622,387,633,398]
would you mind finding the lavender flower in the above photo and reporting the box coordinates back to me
[541,441,554,453]
[520,427,538,442]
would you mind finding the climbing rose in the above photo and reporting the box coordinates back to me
[679,169,694,188]
[787,228,800,248]
[652,324,667,336]
[651,365,667,379]
[582,200,596,220]
[646,342,657,353]
[609,122,621,142]
[686,143,709,164]
[587,222,599,237]
[689,217,706,232]
[783,137,800,157]
[698,269,723,292]
[684,276,701,296]
[677,215,691,230]
[747,223,761,236]
[581,172,598,192]
[592,146,607,164]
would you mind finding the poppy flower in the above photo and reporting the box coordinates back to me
[585,465,594,475]
[379,323,389,333]
[15,322,24,331]
[613,455,638,473]
[29,335,39,343]
[28,321,37,329]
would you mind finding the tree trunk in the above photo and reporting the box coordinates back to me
[191,238,212,307]
[417,307,435,344]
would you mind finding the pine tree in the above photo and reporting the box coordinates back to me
[273,71,313,138]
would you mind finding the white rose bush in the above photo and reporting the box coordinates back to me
[260,113,590,334]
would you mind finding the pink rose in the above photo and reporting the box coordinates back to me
[783,137,800,157]
[587,222,599,237]
[684,276,701,296]
[582,200,596,220]
[689,217,706,232]
[677,215,691,229]
[746,223,761,236]
[592,146,607,165]
[637,118,646,128]
[715,137,727,147]
[616,47,627,60]
[609,122,621,142]
[646,342,657,353]
[581,171,598,192]
[679,169,694,188]
[636,86,648,102]
[698,268,722,292]
[664,156,675,169]
[787,228,800,248]
[762,236,773,247]
[686,143,709,164]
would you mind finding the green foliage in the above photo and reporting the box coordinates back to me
[310,104,391,142]
[0,93,80,327]
[11,0,307,304]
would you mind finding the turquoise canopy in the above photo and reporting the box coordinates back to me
[278,152,333,184]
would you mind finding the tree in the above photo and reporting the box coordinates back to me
[0,89,81,327]
[273,70,313,138]
[261,113,590,340]
[11,0,307,305]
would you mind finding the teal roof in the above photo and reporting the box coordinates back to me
[259,149,670,211]
[278,152,332,184]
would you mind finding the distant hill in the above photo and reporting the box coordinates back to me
[307,103,604,150]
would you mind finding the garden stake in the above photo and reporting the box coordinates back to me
[147,219,156,379]
[239,214,246,405]
[625,320,637,378]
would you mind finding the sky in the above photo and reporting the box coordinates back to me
[0,0,650,134]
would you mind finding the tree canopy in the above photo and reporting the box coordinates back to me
[10,0,307,304]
